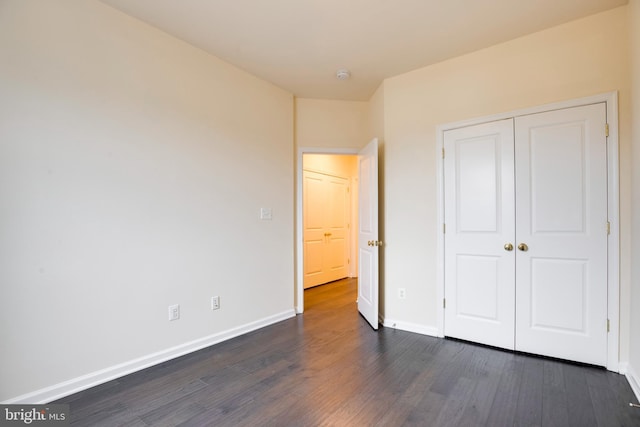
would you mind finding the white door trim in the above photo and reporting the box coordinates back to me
[296,147,358,314]
[435,92,620,371]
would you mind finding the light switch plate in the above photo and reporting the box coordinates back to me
[168,304,180,321]
[260,207,273,220]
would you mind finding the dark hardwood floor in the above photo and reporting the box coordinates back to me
[57,278,640,426]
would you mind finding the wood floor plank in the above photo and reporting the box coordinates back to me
[514,355,544,426]
[563,362,599,426]
[433,376,478,427]
[541,360,570,427]
[56,278,640,427]
[485,355,524,427]
[585,366,639,427]
[458,361,502,425]
[140,402,207,426]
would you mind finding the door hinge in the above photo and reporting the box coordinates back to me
[442,148,445,159]
[443,298,446,309]
[607,319,610,333]
[443,223,446,234]
[605,123,609,137]
[348,258,350,264]
[607,221,611,235]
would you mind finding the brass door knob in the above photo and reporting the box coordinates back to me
[518,243,529,252]
[504,243,514,251]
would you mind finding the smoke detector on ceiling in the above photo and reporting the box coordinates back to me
[336,69,351,80]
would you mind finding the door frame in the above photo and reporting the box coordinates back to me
[435,92,620,371]
[296,147,359,314]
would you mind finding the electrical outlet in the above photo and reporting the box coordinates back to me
[211,296,220,310]
[398,288,406,299]
[168,304,180,321]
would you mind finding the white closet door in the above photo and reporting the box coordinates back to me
[303,171,349,288]
[303,171,327,287]
[444,119,516,350]
[514,103,608,366]
[324,175,350,283]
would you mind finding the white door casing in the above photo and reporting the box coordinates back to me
[442,102,610,367]
[358,138,379,330]
[443,119,516,350]
[514,103,608,366]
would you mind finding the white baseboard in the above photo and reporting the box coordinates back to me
[627,364,640,404]
[619,361,629,375]
[4,309,296,404]
[381,317,440,337]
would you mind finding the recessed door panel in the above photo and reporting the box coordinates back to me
[530,258,587,333]
[457,137,499,233]
[304,176,324,229]
[530,123,586,234]
[327,179,347,227]
[456,255,499,321]
[359,155,373,234]
[359,248,373,304]
[304,241,324,274]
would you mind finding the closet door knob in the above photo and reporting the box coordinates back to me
[504,243,514,251]
[517,243,529,252]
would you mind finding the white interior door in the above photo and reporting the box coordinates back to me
[325,175,350,283]
[303,170,349,288]
[303,171,326,287]
[514,103,608,365]
[358,138,379,330]
[443,119,516,350]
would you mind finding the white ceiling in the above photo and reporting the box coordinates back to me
[99,0,627,101]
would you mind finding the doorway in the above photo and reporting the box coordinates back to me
[301,153,358,300]
[295,148,358,314]
[296,140,381,330]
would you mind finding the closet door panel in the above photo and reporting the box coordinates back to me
[514,103,608,366]
[303,171,350,288]
[443,119,515,350]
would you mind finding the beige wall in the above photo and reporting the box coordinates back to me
[303,154,358,177]
[0,0,294,402]
[367,83,386,143]
[295,98,369,149]
[381,6,633,357]
[629,0,640,394]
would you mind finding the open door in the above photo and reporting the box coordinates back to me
[358,138,380,330]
